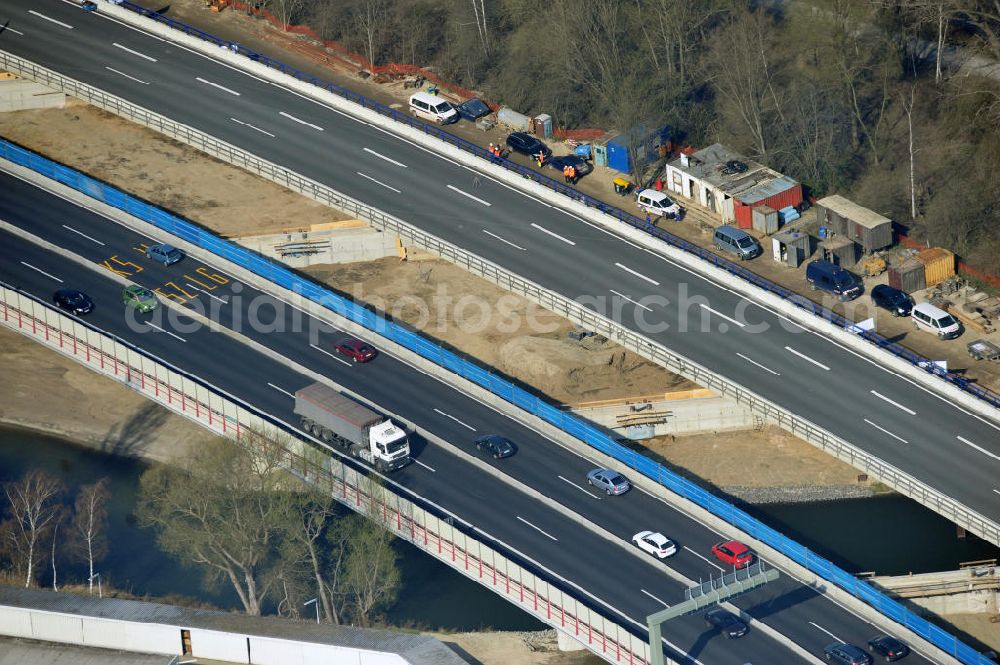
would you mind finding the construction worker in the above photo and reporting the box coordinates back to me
[568,164,577,184]
[494,144,503,158]
[488,143,495,159]
[534,151,544,168]
[563,164,571,183]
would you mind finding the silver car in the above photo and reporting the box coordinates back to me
[586,468,630,495]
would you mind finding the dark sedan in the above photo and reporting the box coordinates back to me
[506,132,551,160]
[868,635,909,662]
[456,98,491,122]
[53,289,94,315]
[870,284,914,317]
[704,608,748,639]
[547,155,593,178]
[475,435,516,459]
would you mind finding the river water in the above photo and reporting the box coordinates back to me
[0,426,996,630]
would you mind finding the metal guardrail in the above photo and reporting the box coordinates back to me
[0,283,654,665]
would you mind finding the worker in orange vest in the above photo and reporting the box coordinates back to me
[568,164,577,184]
[563,164,571,183]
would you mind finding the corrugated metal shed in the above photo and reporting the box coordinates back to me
[815,195,892,254]
[888,259,926,293]
[606,124,670,174]
[916,247,955,286]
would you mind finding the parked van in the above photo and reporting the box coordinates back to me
[408,92,458,124]
[713,225,762,260]
[636,189,682,219]
[911,302,962,339]
[805,260,862,301]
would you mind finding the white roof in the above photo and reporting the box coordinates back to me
[817,194,890,230]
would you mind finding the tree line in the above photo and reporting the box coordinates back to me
[0,432,401,626]
[263,0,1000,274]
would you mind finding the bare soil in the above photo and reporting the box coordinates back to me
[427,631,603,665]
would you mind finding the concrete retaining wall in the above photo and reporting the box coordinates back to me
[872,566,1000,616]
[0,76,65,112]
[232,222,404,267]
[570,393,755,437]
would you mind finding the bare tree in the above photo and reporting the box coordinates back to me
[261,0,306,30]
[354,0,390,70]
[71,478,110,594]
[3,471,65,588]
[900,85,919,219]
[287,492,342,624]
[341,512,399,626]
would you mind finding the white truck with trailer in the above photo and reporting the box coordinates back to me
[294,383,411,472]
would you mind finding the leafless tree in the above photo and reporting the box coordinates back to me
[262,0,306,29]
[3,471,65,588]
[354,0,390,70]
[71,478,110,594]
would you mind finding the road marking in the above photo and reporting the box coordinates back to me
[640,589,670,608]
[870,390,916,415]
[112,42,157,62]
[61,224,106,245]
[144,321,186,343]
[28,10,73,29]
[105,66,149,85]
[614,262,659,285]
[433,408,477,431]
[736,353,780,376]
[230,118,275,137]
[609,289,653,312]
[784,346,830,371]
[957,435,1000,461]
[309,343,352,366]
[196,76,241,96]
[20,261,63,282]
[363,147,407,167]
[3,26,26,36]
[683,545,725,572]
[699,303,746,328]
[808,621,843,642]
[267,382,294,398]
[865,419,908,444]
[356,171,401,193]
[184,282,228,304]
[447,184,492,206]
[279,111,323,131]
[531,223,576,246]
[413,459,436,473]
[516,516,558,542]
[557,475,601,499]
[482,229,526,251]
[994,489,1000,496]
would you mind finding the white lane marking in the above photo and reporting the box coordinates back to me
[784,345,830,371]
[865,419,908,444]
[230,118,275,137]
[309,343,352,366]
[432,408,477,431]
[699,303,747,328]
[28,10,73,29]
[279,111,323,131]
[531,223,576,246]
[413,459,436,473]
[363,147,407,167]
[61,224,106,245]
[112,42,157,62]
[185,282,228,304]
[196,77,241,96]
[957,435,1000,462]
[609,289,652,312]
[447,184,492,206]
[869,390,916,415]
[105,66,149,85]
[356,171,401,193]
[20,261,63,282]
[683,545,725,572]
[267,382,294,398]
[736,353,780,376]
[2,26,25,36]
[482,229,526,251]
[993,489,1000,496]
[640,589,670,608]
[516,516,558,542]
[144,321,186,343]
[614,262,659,285]
[809,621,843,642]
[557,475,601,499]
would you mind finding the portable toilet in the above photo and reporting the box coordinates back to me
[532,114,553,139]
[606,134,632,173]
[593,142,608,168]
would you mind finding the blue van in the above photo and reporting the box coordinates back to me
[806,260,862,301]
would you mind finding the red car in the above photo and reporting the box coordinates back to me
[711,540,754,568]
[335,338,378,363]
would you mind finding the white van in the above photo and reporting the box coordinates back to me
[911,302,962,339]
[636,189,682,219]
[408,92,458,124]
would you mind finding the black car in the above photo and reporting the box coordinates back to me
[475,435,516,459]
[506,132,552,160]
[825,642,873,665]
[456,98,491,122]
[704,608,748,638]
[868,635,910,662]
[870,285,914,317]
[53,289,94,315]
[548,155,593,178]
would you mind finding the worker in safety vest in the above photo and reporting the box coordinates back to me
[568,165,577,184]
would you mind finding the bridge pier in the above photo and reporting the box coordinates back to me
[556,630,587,652]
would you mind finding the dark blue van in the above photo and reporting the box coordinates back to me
[806,260,862,301]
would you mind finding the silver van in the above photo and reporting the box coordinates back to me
[408,91,458,124]
[911,302,962,339]
[713,225,761,260]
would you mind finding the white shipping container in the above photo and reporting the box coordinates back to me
[0,606,33,637]
[190,627,249,661]
[81,617,178,654]
[497,107,531,132]
[249,636,304,665]
[30,611,84,644]
[301,643,362,665]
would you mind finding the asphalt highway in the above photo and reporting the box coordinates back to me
[0,169,948,665]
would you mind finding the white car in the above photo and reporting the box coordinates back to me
[636,189,682,218]
[632,531,677,558]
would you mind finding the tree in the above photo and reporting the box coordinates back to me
[2,470,65,588]
[341,513,400,626]
[354,0,390,70]
[284,491,343,624]
[71,478,110,594]
[261,0,307,30]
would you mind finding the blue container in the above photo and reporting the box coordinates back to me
[574,144,592,159]
[606,134,632,172]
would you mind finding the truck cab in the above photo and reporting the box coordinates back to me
[365,420,410,471]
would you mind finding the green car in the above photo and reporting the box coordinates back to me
[122,285,158,313]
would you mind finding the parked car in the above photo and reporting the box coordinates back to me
[475,435,516,459]
[704,608,748,639]
[506,132,551,160]
[456,98,491,122]
[806,260,862,301]
[547,155,593,178]
[335,338,378,363]
[870,285,914,317]
[146,243,184,266]
[711,540,753,567]
[867,635,909,662]
[586,468,630,495]
[122,285,158,313]
[713,225,762,260]
[52,289,94,315]
[636,189,682,219]
[911,302,962,340]
[824,643,873,665]
[632,531,677,558]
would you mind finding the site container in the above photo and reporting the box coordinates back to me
[916,247,955,287]
[752,205,779,234]
[888,259,926,293]
[497,107,531,131]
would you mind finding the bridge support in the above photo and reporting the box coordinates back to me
[556,630,587,652]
